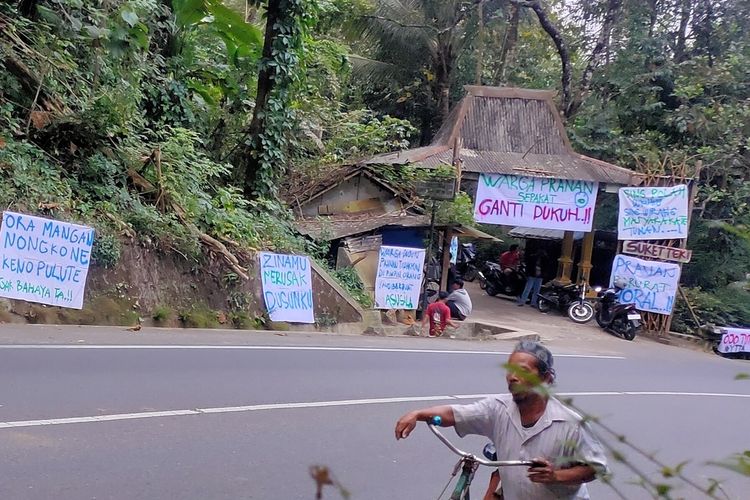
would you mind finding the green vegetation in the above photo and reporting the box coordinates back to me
[151,305,173,323]
[178,306,220,328]
[330,267,372,308]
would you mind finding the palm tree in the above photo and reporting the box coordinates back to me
[348,0,497,142]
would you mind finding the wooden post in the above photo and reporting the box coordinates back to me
[555,231,575,285]
[452,136,463,191]
[420,202,438,314]
[440,228,454,290]
[577,231,595,284]
[664,162,702,333]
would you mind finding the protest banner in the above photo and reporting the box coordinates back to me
[375,245,425,310]
[259,252,314,323]
[609,254,681,315]
[0,212,94,309]
[473,174,598,231]
[618,185,689,240]
[717,328,750,355]
[622,240,692,263]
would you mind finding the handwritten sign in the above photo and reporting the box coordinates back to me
[0,212,94,309]
[474,174,598,231]
[259,252,314,323]
[609,254,681,315]
[375,245,425,310]
[717,328,750,354]
[618,185,689,240]
[623,241,692,263]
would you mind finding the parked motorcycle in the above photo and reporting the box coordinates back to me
[594,278,641,340]
[537,281,595,323]
[455,243,479,282]
[482,262,526,298]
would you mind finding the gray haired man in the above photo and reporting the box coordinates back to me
[395,341,608,499]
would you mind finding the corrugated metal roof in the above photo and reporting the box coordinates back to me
[363,86,642,186]
[363,145,450,166]
[454,226,503,241]
[509,227,585,241]
[295,214,430,241]
[415,149,635,185]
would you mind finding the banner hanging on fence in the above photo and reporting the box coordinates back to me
[375,245,425,310]
[617,185,689,240]
[259,252,314,323]
[717,328,750,355]
[0,212,95,309]
[609,254,681,315]
[474,174,598,231]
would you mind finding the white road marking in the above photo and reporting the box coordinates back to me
[0,344,625,359]
[1,392,749,430]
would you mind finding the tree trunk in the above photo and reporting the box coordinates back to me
[674,0,692,62]
[17,0,38,18]
[1,54,65,114]
[693,0,716,66]
[516,1,572,117]
[495,4,519,84]
[647,0,658,38]
[567,0,622,117]
[435,32,453,123]
[241,0,282,197]
[475,0,484,85]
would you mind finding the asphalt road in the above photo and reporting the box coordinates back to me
[1,327,749,499]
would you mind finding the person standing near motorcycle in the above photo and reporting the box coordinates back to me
[517,249,548,307]
[446,279,473,320]
[500,244,522,273]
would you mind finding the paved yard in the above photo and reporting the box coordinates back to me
[463,281,647,353]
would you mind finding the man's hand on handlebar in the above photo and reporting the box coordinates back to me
[527,458,557,484]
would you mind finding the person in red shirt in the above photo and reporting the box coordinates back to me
[422,292,457,337]
[499,244,521,271]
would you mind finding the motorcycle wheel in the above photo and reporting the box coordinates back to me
[595,310,607,328]
[485,283,498,297]
[463,268,478,282]
[623,322,638,341]
[537,298,551,313]
[479,279,487,290]
[568,302,595,323]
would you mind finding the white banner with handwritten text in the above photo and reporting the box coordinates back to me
[718,328,750,354]
[618,185,689,240]
[474,174,598,231]
[0,212,94,309]
[375,246,425,310]
[609,254,681,315]
[260,252,314,323]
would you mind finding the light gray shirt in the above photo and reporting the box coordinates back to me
[452,395,608,500]
[447,288,472,316]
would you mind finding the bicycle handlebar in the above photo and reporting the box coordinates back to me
[427,417,535,467]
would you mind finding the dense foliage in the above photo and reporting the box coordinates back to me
[1,0,748,329]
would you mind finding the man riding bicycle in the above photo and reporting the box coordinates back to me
[395,341,608,499]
